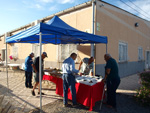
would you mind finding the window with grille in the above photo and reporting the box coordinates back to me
[32,44,40,58]
[119,41,128,62]
[58,44,77,62]
[138,47,143,61]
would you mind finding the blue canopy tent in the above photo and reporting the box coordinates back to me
[6,16,107,44]
[5,16,108,112]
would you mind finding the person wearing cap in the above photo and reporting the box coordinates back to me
[31,52,48,96]
[78,57,94,76]
[24,52,34,88]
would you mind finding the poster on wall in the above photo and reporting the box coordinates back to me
[96,22,100,31]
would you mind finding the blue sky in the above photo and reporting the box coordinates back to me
[0,0,150,35]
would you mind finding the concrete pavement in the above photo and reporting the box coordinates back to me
[0,70,61,112]
[117,73,141,95]
[0,69,141,112]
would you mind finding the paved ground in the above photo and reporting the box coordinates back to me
[0,69,61,112]
[0,68,149,113]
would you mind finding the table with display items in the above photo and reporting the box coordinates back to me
[43,74,104,111]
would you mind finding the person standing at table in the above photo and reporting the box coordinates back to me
[62,53,79,107]
[31,52,48,96]
[78,57,94,76]
[24,52,34,88]
[103,54,120,110]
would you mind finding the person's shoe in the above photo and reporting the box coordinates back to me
[31,90,35,96]
[113,108,117,112]
[63,104,72,107]
[25,86,29,88]
[72,103,79,108]
[38,92,45,95]
[29,86,33,88]
[106,104,113,108]
[103,101,107,104]
[106,105,117,111]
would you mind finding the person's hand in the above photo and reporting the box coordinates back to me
[79,73,82,76]
[34,70,38,73]
[102,79,106,83]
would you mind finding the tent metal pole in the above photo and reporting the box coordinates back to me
[39,32,42,113]
[6,43,9,93]
[91,0,96,57]
[106,44,108,53]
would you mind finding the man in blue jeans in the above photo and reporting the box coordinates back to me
[24,52,34,88]
[62,53,79,107]
[103,54,120,111]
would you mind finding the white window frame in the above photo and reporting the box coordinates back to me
[119,41,128,62]
[12,44,18,58]
[138,46,143,61]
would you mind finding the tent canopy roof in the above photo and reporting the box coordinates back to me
[6,16,107,44]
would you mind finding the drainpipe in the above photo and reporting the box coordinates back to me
[91,0,96,76]
[91,0,96,57]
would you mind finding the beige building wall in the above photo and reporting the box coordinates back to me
[0,36,6,52]
[95,1,150,64]
[0,35,12,61]
[0,36,7,61]
[17,43,32,59]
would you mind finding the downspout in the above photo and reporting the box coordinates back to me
[91,0,96,76]
[91,0,96,57]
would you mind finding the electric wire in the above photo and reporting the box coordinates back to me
[127,0,150,18]
[119,0,150,20]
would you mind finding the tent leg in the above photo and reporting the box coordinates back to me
[6,43,9,93]
[106,44,107,54]
[39,32,42,113]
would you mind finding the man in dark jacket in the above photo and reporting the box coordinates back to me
[103,54,120,110]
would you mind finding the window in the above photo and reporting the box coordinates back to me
[1,49,6,61]
[58,44,77,62]
[119,42,128,62]
[12,45,18,58]
[32,44,40,58]
[138,47,143,61]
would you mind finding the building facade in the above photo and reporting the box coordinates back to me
[0,0,150,78]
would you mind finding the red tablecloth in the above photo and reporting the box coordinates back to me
[43,75,104,111]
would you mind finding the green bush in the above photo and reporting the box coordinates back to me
[135,71,150,106]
